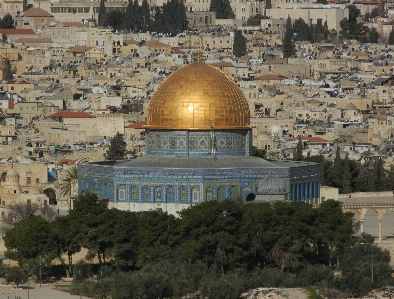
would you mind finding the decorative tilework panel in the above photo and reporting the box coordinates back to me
[189,137,196,150]
[198,136,209,150]
[217,137,226,149]
[177,136,187,150]
[161,136,169,150]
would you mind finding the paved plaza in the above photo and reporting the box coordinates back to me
[0,278,89,299]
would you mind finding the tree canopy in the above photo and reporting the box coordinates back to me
[233,30,246,57]
[282,17,295,58]
[209,0,234,19]
[4,194,393,298]
[105,132,127,160]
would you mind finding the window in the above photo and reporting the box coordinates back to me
[142,186,149,201]
[155,187,162,201]
[229,186,237,199]
[36,178,39,183]
[167,186,175,202]
[131,186,138,200]
[206,187,213,201]
[180,186,186,202]
[118,185,125,200]
[26,177,31,185]
[217,187,223,201]
[192,187,199,202]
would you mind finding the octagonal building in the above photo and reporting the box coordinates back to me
[77,61,320,214]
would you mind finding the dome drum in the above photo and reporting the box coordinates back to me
[145,129,252,157]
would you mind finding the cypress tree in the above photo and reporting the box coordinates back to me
[98,0,107,27]
[368,28,379,43]
[293,136,303,161]
[341,154,352,194]
[152,7,163,32]
[133,0,142,31]
[123,0,136,30]
[389,30,394,45]
[233,30,246,57]
[222,0,234,19]
[140,0,150,31]
[209,0,222,18]
[282,16,295,58]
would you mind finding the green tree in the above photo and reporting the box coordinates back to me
[98,0,107,27]
[0,14,15,29]
[233,30,246,57]
[364,12,371,21]
[389,30,394,45]
[293,18,311,41]
[252,146,267,159]
[2,59,15,80]
[282,16,295,58]
[105,10,124,30]
[368,27,379,43]
[105,132,127,160]
[68,193,109,265]
[293,136,303,161]
[179,200,245,274]
[339,5,368,40]
[140,0,151,31]
[60,166,77,197]
[209,0,234,19]
[246,14,268,25]
[123,0,136,30]
[370,7,382,18]
[5,215,54,267]
[51,215,81,278]
[5,267,27,287]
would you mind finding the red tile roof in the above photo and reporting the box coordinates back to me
[254,74,287,80]
[125,121,147,129]
[124,39,139,45]
[8,101,14,109]
[210,62,233,67]
[61,22,86,27]
[68,46,93,53]
[145,40,171,47]
[57,159,76,166]
[295,136,331,143]
[47,111,95,118]
[22,7,53,17]
[14,37,52,43]
[0,29,36,35]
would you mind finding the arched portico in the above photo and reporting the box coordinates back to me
[341,203,394,243]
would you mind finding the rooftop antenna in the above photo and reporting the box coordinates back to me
[196,41,201,62]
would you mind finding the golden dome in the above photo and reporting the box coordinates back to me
[145,61,251,130]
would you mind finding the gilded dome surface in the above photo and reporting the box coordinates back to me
[146,62,251,130]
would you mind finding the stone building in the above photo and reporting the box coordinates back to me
[78,59,321,215]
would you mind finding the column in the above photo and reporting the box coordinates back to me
[360,216,365,233]
[291,184,295,201]
[297,183,301,201]
[378,217,383,243]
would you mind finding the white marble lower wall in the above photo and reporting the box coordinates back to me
[108,202,193,216]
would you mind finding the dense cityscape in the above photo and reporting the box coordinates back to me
[0,0,394,297]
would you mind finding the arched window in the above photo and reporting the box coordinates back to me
[229,186,237,199]
[217,187,224,201]
[206,187,213,201]
[180,186,186,202]
[155,187,162,202]
[142,186,149,201]
[130,186,138,200]
[118,185,125,201]
[167,186,175,202]
[192,187,199,202]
